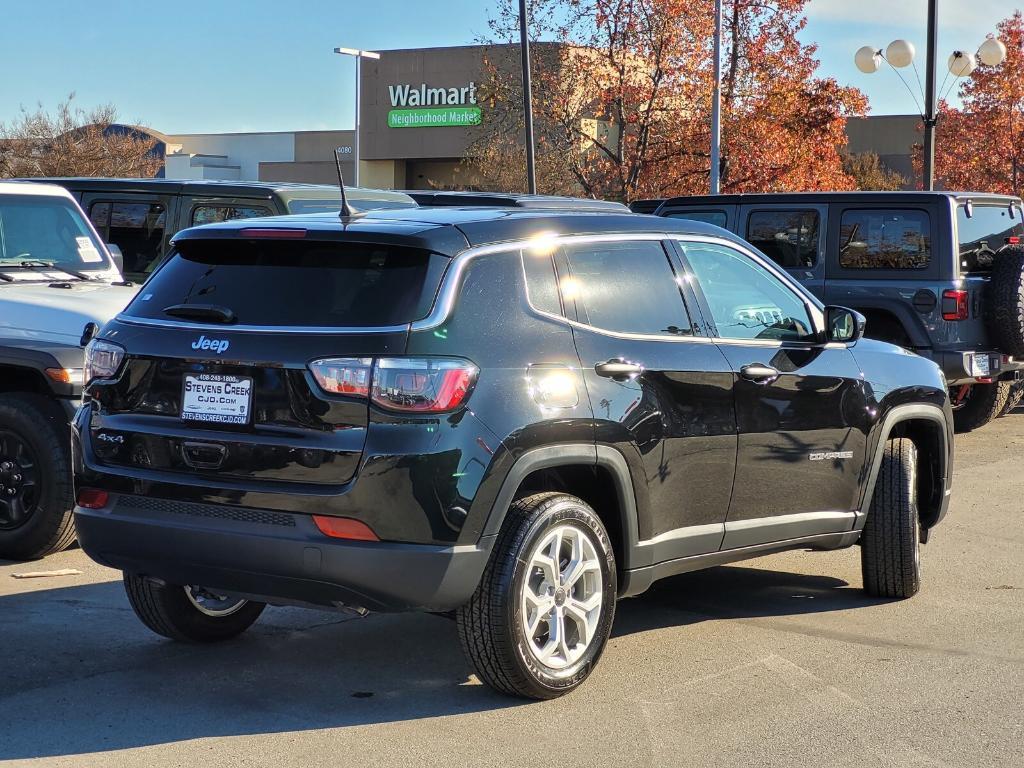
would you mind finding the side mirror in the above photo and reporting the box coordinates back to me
[106,243,124,275]
[825,306,866,344]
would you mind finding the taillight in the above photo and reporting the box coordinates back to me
[942,289,969,321]
[308,357,373,396]
[371,358,477,413]
[84,339,126,383]
[307,357,478,413]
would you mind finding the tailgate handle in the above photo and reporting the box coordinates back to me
[182,442,227,470]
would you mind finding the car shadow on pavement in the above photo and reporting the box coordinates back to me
[0,564,878,760]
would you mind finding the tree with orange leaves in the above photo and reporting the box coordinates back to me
[933,11,1024,195]
[466,0,866,201]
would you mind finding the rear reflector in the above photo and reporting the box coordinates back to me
[312,515,379,541]
[1008,236,1021,245]
[942,289,969,321]
[238,228,307,239]
[77,488,109,509]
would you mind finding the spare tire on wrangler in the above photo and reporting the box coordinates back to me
[985,245,1024,357]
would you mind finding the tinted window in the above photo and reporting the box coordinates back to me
[561,240,691,336]
[125,240,449,327]
[89,201,166,281]
[839,209,931,270]
[521,251,562,316]
[747,210,819,268]
[665,210,727,228]
[683,242,814,342]
[957,204,1024,274]
[191,205,272,226]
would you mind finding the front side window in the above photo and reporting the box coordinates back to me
[561,240,691,336]
[747,210,820,268]
[956,204,1024,274]
[89,201,166,280]
[839,209,931,270]
[191,205,272,226]
[683,242,815,342]
[665,210,728,228]
[0,194,110,273]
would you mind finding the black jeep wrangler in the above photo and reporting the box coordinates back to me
[73,207,953,699]
[654,192,1024,432]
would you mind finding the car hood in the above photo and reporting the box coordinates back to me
[0,281,140,346]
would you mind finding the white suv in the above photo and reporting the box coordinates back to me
[0,182,138,559]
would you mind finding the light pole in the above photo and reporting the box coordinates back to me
[333,46,381,187]
[519,0,537,194]
[855,16,1007,191]
[710,0,722,195]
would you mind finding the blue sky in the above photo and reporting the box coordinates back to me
[0,0,1016,134]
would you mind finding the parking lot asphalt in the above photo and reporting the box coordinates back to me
[1,415,1022,768]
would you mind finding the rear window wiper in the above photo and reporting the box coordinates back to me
[17,260,93,281]
[163,304,237,324]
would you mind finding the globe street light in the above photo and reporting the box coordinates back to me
[856,5,1008,190]
[333,47,382,187]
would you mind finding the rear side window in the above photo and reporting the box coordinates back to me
[839,209,931,270]
[191,205,272,226]
[521,251,562,316]
[747,210,819,268]
[561,240,691,336]
[957,204,1024,274]
[89,201,167,280]
[665,210,727,228]
[124,240,449,327]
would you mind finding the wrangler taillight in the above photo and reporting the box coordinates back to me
[308,357,478,413]
[942,289,969,321]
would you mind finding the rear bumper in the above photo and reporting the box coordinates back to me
[931,350,1023,384]
[74,494,495,613]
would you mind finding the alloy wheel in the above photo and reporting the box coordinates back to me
[520,524,603,670]
[0,430,40,531]
[184,586,248,617]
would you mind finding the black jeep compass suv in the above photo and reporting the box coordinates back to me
[73,207,953,699]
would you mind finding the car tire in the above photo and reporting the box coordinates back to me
[0,393,76,561]
[123,572,265,642]
[951,380,1012,433]
[984,245,1024,358]
[998,379,1024,417]
[861,438,921,599]
[457,492,617,700]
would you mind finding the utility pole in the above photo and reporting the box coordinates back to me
[922,0,938,191]
[710,0,723,195]
[519,0,537,194]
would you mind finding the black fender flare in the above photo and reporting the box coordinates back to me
[854,403,952,532]
[480,443,641,570]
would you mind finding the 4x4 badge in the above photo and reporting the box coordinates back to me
[191,335,230,354]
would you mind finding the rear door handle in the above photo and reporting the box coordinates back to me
[594,359,644,380]
[739,363,780,384]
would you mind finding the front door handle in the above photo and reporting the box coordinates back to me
[595,359,644,380]
[739,363,780,385]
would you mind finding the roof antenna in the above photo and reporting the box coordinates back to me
[335,147,364,220]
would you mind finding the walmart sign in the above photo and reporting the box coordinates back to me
[387,81,482,128]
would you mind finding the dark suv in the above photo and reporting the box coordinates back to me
[73,208,953,699]
[654,192,1024,432]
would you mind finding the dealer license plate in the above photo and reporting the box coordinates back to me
[181,374,253,425]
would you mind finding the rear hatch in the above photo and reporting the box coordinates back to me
[86,234,449,488]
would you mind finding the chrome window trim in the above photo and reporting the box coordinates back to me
[114,314,410,335]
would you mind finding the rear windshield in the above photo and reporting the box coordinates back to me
[123,239,449,327]
[957,204,1024,274]
[0,194,110,272]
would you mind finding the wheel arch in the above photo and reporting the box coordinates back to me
[481,444,640,572]
[858,403,951,532]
